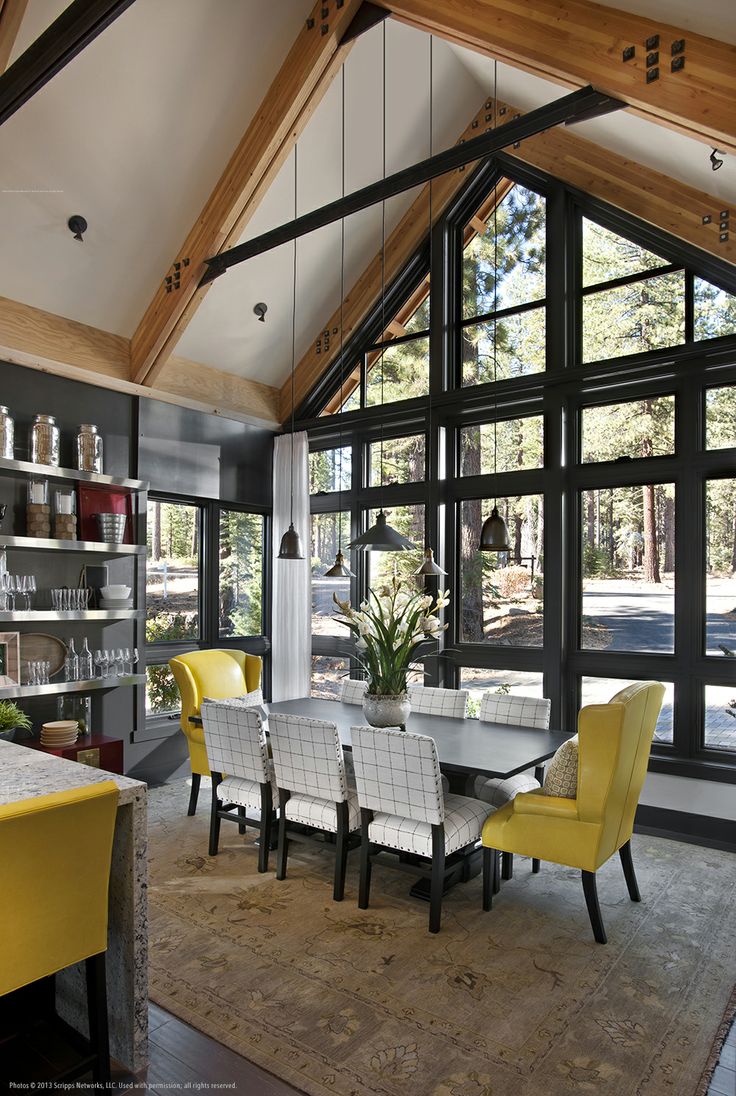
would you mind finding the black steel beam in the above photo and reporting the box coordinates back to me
[200,85,625,285]
[0,0,137,128]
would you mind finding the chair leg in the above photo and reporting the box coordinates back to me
[501,851,514,880]
[276,790,290,880]
[493,849,501,894]
[581,870,607,944]
[532,857,541,873]
[358,809,373,910]
[208,773,222,857]
[258,784,273,874]
[85,952,110,1086]
[482,847,495,911]
[429,826,446,934]
[619,840,641,902]
[187,772,201,816]
[333,801,349,902]
[238,806,246,835]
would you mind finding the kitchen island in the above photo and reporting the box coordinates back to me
[0,739,148,1071]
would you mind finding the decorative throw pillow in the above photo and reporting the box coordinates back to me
[543,735,578,798]
[202,688,264,710]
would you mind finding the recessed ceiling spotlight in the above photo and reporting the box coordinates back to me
[253,302,268,322]
[67,214,87,241]
[710,148,725,172]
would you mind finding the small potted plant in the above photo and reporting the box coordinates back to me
[0,700,32,742]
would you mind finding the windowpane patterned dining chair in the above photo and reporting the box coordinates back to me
[351,724,490,933]
[200,702,277,872]
[472,693,551,880]
[408,685,469,718]
[268,713,360,901]
[341,678,368,705]
[408,685,469,793]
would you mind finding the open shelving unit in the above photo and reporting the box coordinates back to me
[0,450,148,732]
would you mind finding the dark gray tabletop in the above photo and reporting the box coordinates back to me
[260,697,572,780]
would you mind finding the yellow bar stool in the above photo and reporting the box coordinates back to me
[0,782,119,1086]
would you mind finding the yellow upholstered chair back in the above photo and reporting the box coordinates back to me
[0,782,119,996]
[169,649,262,777]
[577,681,665,864]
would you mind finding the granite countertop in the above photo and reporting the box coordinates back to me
[0,739,146,806]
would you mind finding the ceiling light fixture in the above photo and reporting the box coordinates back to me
[253,302,268,322]
[710,148,725,171]
[348,22,414,554]
[478,61,511,555]
[68,214,87,241]
[324,64,356,581]
[415,34,446,579]
[278,146,304,561]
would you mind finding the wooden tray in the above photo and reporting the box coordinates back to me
[20,633,67,678]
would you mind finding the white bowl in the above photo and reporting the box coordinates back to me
[100,584,131,598]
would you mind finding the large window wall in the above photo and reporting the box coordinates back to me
[302,154,736,784]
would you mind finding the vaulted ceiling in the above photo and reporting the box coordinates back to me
[0,0,734,427]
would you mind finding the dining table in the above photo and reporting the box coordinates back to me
[192,695,573,897]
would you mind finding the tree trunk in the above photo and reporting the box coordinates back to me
[152,500,161,562]
[460,427,484,641]
[664,495,675,574]
[642,484,660,583]
[514,514,522,564]
[587,491,596,547]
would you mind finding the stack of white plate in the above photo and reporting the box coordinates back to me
[40,720,79,747]
[99,597,134,609]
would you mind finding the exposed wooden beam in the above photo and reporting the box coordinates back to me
[0,296,280,428]
[130,0,362,389]
[286,94,736,422]
[0,0,29,74]
[377,0,736,153]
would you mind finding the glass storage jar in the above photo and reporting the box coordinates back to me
[76,423,103,473]
[30,414,60,466]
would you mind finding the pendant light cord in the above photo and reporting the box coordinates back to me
[338,63,346,551]
[290,145,298,526]
[492,59,499,501]
[379,19,386,509]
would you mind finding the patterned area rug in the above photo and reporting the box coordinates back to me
[148,783,736,1096]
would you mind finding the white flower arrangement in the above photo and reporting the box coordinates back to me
[333,575,449,696]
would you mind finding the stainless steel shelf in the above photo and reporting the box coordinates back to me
[0,610,143,622]
[0,674,146,699]
[0,454,148,491]
[0,534,146,555]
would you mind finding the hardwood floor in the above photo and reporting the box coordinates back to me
[113,1003,304,1095]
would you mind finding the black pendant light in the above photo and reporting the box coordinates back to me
[478,60,511,555]
[415,35,446,579]
[348,22,414,554]
[325,65,356,581]
[278,145,305,561]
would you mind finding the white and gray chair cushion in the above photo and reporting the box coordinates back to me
[408,685,469,719]
[268,712,359,833]
[202,687,263,710]
[200,702,276,805]
[472,693,552,807]
[341,678,368,706]
[350,725,490,856]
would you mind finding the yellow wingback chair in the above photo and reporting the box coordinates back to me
[169,649,262,815]
[0,782,119,1083]
[481,681,665,943]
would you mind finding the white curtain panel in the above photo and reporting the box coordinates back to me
[272,430,311,701]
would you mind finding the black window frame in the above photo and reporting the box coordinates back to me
[296,152,736,785]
